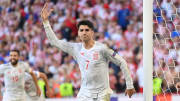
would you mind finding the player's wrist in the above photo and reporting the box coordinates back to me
[42,18,48,22]
[42,18,49,22]
[43,20,50,27]
[126,86,134,90]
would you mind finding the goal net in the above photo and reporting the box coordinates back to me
[153,0,180,100]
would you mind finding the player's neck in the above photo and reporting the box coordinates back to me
[83,40,95,50]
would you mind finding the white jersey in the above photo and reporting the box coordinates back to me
[24,71,44,101]
[0,61,31,101]
[43,21,134,98]
[24,71,39,97]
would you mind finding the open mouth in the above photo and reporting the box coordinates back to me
[11,59,17,63]
[11,59,16,61]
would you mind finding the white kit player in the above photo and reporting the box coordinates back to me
[0,50,41,101]
[25,71,52,101]
[41,2,136,101]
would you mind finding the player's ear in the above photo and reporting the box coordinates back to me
[91,29,94,35]
[91,30,95,39]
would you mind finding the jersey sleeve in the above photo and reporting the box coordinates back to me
[23,62,32,73]
[0,64,7,76]
[43,20,75,56]
[33,71,40,78]
[103,45,134,89]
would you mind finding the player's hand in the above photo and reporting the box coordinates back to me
[36,86,41,97]
[125,88,136,98]
[46,88,53,98]
[40,2,53,21]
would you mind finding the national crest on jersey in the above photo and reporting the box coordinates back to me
[80,52,84,56]
[93,51,99,60]
[79,50,100,61]
[18,68,22,73]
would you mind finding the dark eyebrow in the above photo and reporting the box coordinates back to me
[79,29,90,31]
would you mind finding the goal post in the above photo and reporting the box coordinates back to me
[143,0,153,101]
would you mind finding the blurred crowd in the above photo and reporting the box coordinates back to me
[153,0,180,95]
[0,0,143,98]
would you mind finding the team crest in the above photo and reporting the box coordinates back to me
[93,51,99,60]
[80,52,84,56]
[18,69,22,73]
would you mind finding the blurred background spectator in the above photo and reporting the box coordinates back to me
[153,0,180,95]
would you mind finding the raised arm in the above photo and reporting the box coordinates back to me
[41,3,75,56]
[103,45,136,98]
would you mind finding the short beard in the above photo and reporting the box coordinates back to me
[11,60,18,66]
[82,38,90,43]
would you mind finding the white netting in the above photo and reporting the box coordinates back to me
[153,0,180,100]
